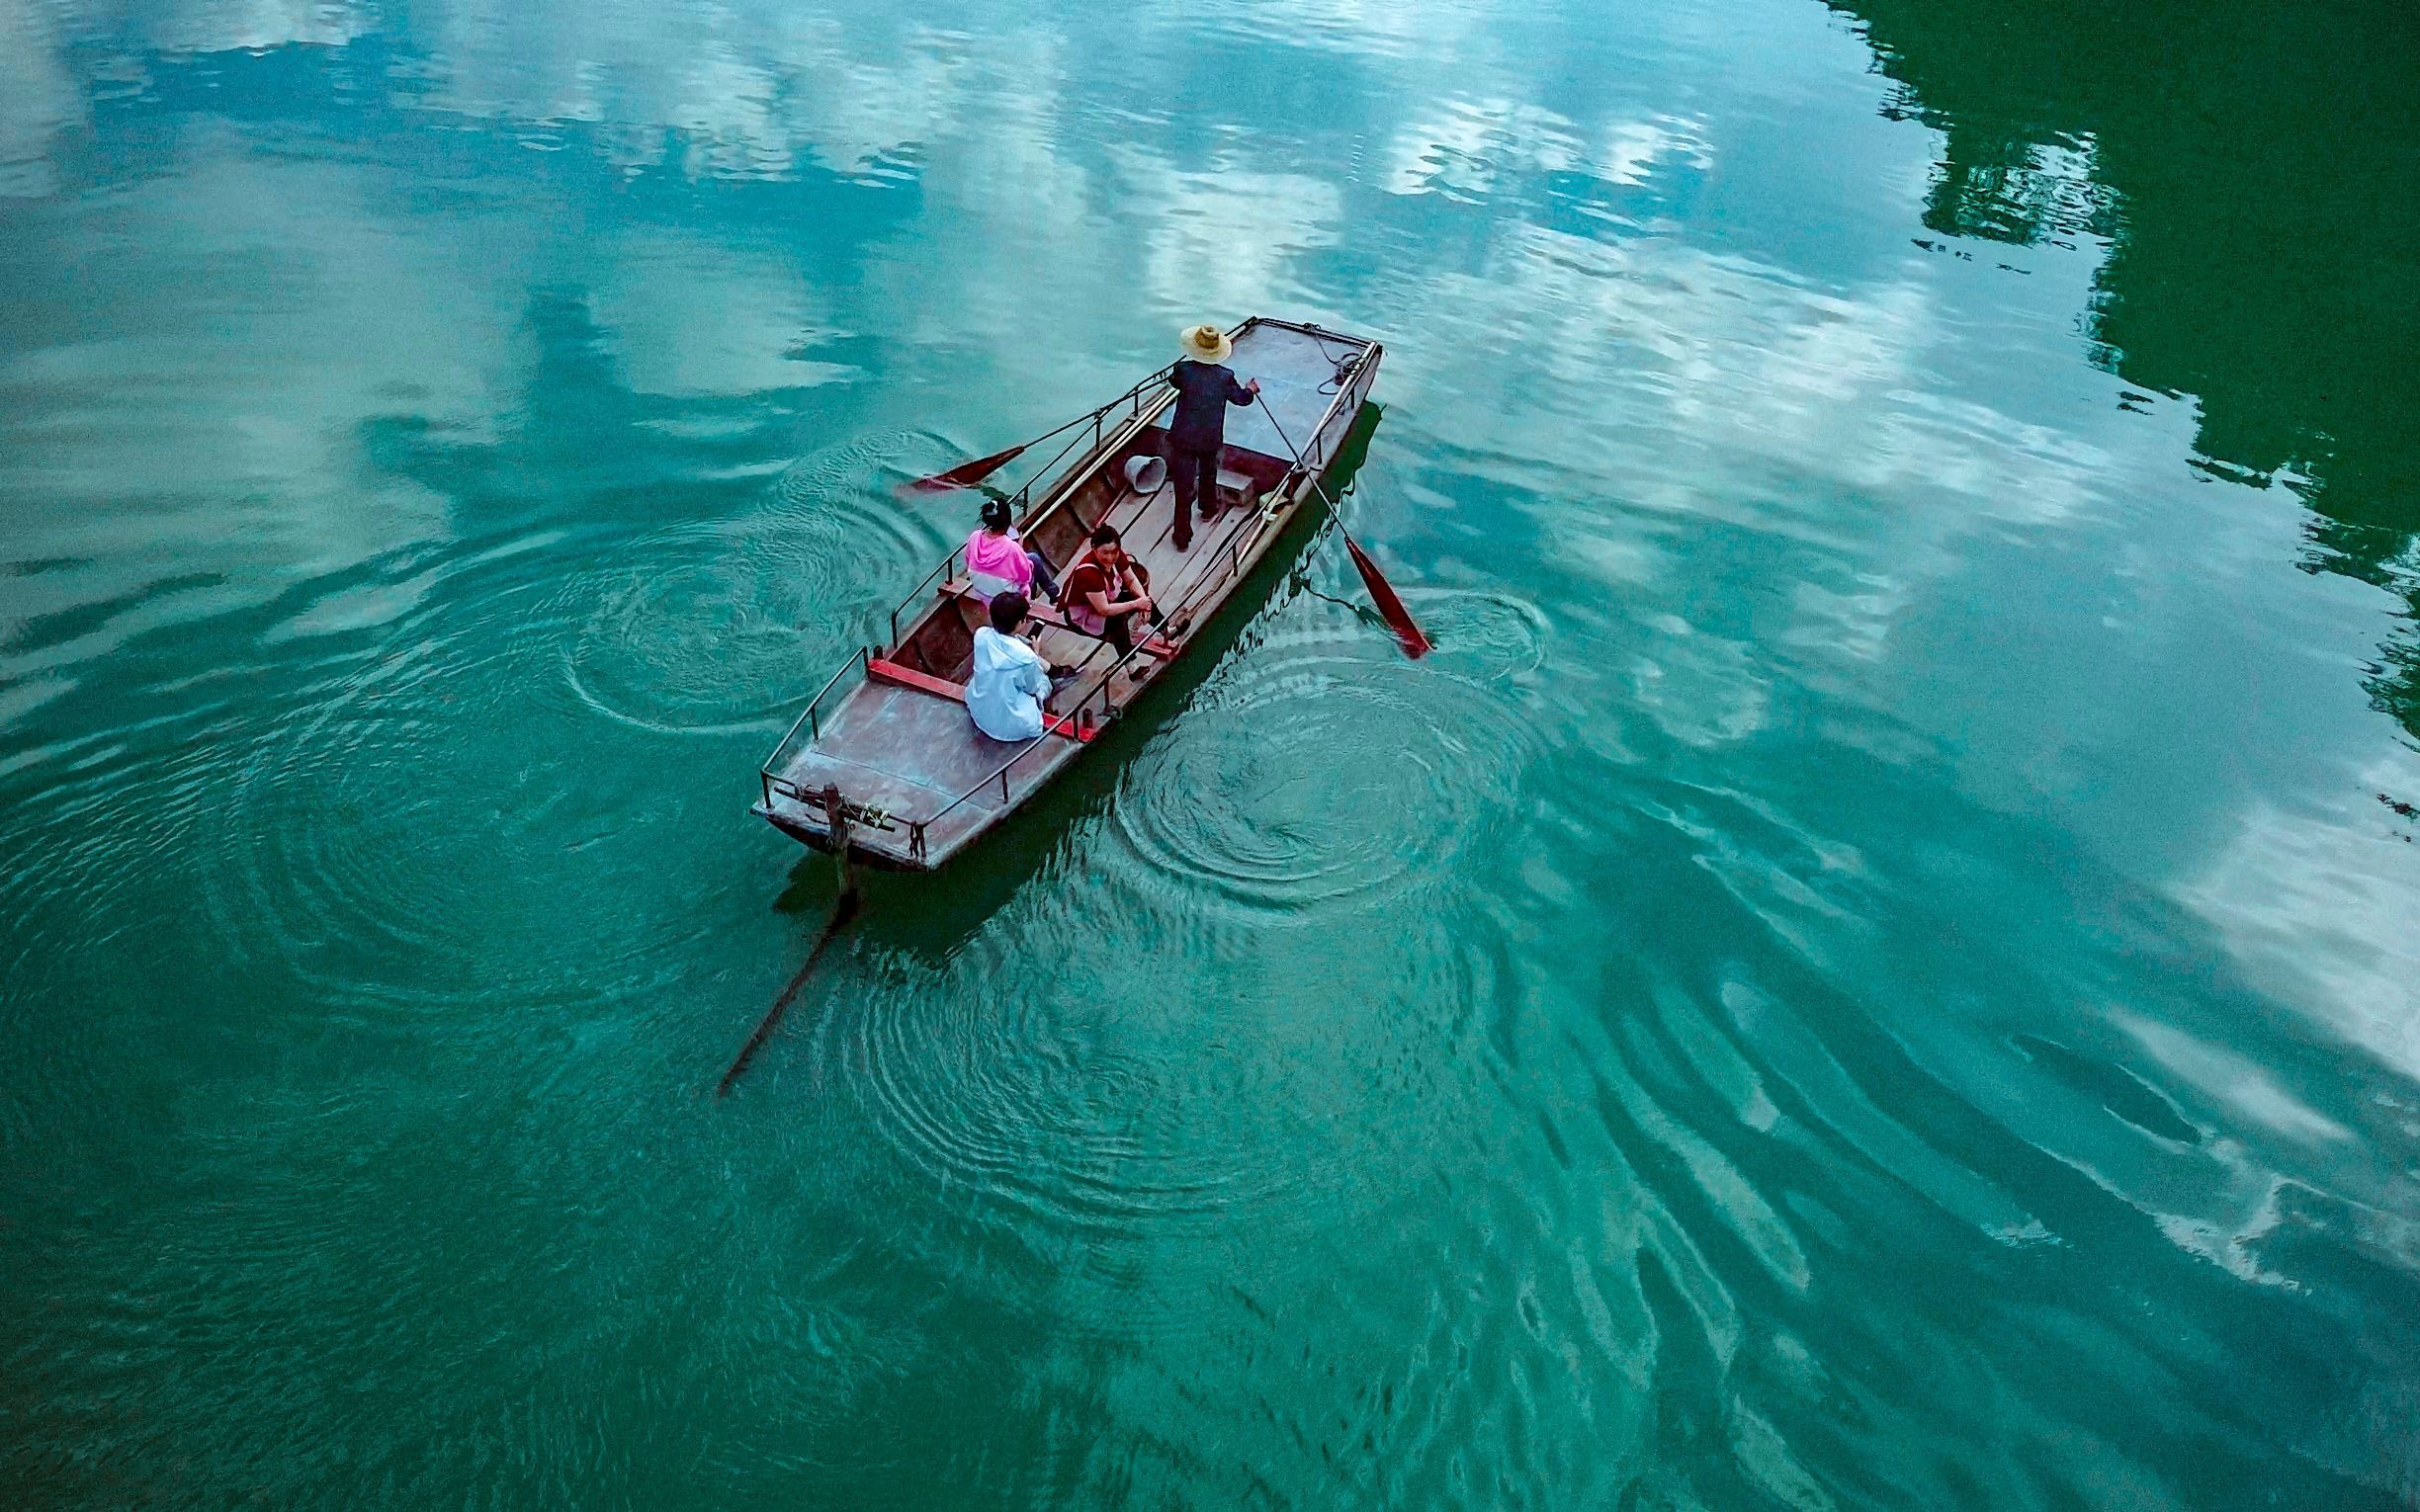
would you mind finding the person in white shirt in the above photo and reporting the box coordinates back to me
[966,591,1055,742]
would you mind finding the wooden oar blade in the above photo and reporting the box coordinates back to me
[1342,533,1431,658]
[903,443,1026,494]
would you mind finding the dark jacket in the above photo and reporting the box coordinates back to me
[1168,359,1254,453]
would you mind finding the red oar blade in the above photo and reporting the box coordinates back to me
[1342,532,1432,658]
[902,442,1026,494]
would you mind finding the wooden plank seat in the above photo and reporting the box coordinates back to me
[864,656,1095,742]
[937,577,1183,661]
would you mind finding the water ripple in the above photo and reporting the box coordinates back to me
[1102,591,1542,925]
[200,582,705,1012]
[773,429,934,506]
[812,894,1507,1281]
[562,434,947,734]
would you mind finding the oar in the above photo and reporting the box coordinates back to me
[1256,403,1431,658]
[904,409,1112,492]
[903,364,1178,494]
[719,788,862,1097]
[902,403,1120,493]
[1338,532,1431,658]
[903,439,1036,494]
[715,889,858,1096]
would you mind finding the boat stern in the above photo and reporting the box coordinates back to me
[753,781,934,871]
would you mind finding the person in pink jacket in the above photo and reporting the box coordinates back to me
[964,496,1059,603]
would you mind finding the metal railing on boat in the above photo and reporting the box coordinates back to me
[764,328,1374,864]
[762,362,1180,794]
[907,379,1366,861]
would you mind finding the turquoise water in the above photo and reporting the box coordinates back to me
[5,0,2419,1505]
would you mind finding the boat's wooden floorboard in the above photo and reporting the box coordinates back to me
[768,321,1371,864]
[1221,322,1355,463]
[772,682,1073,857]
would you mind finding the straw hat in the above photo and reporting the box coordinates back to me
[1178,322,1233,364]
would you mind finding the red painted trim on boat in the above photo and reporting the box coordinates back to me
[865,657,1092,742]
[867,656,964,701]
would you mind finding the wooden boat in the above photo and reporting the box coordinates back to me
[754,316,1384,870]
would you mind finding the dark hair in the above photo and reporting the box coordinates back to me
[980,497,1011,532]
[1088,523,1121,548]
[988,590,1029,633]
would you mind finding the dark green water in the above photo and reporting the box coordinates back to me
[6,0,2420,1504]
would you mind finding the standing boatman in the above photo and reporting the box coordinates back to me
[1168,323,1259,551]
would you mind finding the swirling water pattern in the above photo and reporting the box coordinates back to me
[4,0,2420,1507]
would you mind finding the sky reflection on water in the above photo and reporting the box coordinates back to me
[4,0,2419,1506]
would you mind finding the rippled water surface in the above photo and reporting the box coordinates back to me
[6,0,2420,1505]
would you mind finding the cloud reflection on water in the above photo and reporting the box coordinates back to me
[4,0,2419,1506]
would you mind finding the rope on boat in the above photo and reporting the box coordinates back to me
[1297,558,1382,622]
[1258,398,1433,659]
[718,787,861,1097]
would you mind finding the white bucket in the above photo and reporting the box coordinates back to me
[1124,454,1167,494]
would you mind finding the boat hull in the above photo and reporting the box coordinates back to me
[755,317,1384,872]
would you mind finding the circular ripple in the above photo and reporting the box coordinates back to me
[203,433,959,1011]
[0,728,235,1115]
[773,428,930,508]
[1101,604,1537,924]
[559,518,877,735]
[0,735,225,948]
[1400,584,1552,676]
[199,571,719,1012]
[562,435,951,734]
[821,896,1510,1270]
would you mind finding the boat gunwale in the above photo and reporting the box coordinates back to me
[759,360,1186,771]
[912,332,1377,812]
[759,318,1383,869]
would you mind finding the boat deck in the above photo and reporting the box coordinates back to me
[766,466,1246,848]
[758,318,1381,869]
[1218,324,1364,463]
[772,681,1062,858]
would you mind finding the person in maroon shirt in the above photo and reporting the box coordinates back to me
[1057,524,1162,657]
[1168,323,1259,550]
